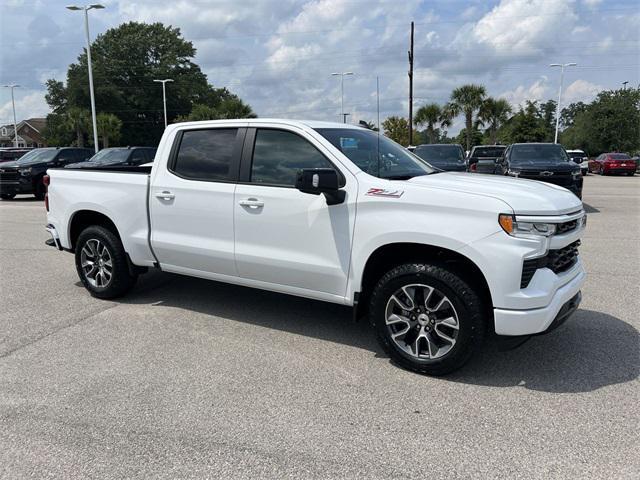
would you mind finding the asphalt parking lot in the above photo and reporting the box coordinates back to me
[0,174,638,479]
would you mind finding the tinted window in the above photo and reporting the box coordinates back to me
[609,153,630,160]
[510,144,569,164]
[414,145,465,166]
[251,129,333,186]
[17,149,58,165]
[130,150,146,164]
[316,128,434,179]
[471,147,505,158]
[173,128,238,181]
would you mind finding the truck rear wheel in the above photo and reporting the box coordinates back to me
[369,263,485,376]
[75,225,137,299]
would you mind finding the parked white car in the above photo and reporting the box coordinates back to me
[566,149,589,175]
[45,119,586,375]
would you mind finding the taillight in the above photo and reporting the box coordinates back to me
[43,175,50,212]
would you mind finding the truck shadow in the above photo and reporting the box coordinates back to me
[120,271,638,394]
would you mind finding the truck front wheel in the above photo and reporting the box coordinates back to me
[75,225,137,299]
[369,263,485,376]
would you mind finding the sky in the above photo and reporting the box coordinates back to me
[1,0,638,134]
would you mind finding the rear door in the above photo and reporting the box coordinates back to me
[233,126,356,298]
[150,126,245,276]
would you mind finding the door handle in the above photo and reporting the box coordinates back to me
[155,191,175,200]
[238,198,264,208]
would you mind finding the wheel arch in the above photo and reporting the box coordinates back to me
[68,210,122,252]
[355,242,493,322]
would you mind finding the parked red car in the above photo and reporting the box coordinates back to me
[589,153,636,176]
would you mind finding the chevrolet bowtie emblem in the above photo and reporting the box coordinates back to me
[540,171,554,176]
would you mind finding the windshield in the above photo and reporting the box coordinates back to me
[17,149,58,166]
[87,149,131,165]
[567,152,586,160]
[413,145,464,165]
[510,144,570,164]
[471,147,505,158]
[315,128,435,179]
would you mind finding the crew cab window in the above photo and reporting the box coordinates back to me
[57,150,76,164]
[173,128,238,181]
[251,129,333,186]
[130,150,146,164]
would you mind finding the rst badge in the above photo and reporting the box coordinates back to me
[366,187,404,198]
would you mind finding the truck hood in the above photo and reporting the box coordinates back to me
[407,172,583,215]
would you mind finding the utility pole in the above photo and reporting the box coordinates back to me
[408,21,414,146]
[154,79,174,128]
[331,72,354,123]
[67,4,105,153]
[2,84,20,147]
[376,76,380,132]
[549,62,576,144]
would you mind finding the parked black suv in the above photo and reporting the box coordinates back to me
[495,143,583,198]
[0,147,92,200]
[467,145,506,173]
[413,144,466,172]
[65,146,156,169]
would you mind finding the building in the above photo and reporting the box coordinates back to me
[0,118,47,148]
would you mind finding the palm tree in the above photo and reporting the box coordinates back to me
[477,97,512,144]
[414,103,452,143]
[447,84,487,151]
[96,113,122,148]
[65,107,89,148]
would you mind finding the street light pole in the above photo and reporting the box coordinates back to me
[2,84,20,147]
[622,81,629,90]
[66,4,105,153]
[549,62,576,144]
[331,72,353,123]
[153,79,174,128]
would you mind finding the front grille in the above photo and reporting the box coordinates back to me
[0,170,19,182]
[519,171,573,187]
[520,241,580,288]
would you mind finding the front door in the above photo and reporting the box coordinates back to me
[233,127,356,298]
[150,126,244,276]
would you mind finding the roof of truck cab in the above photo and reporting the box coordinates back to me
[170,118,365,130]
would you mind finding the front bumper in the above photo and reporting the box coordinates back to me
[0,177,33,195]
[494,265,585,336]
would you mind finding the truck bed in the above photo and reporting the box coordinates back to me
[46,168,156,267]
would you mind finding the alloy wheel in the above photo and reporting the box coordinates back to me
[80,238,113,288]
[384,283,460,359]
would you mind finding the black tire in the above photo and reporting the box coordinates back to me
[599,167,605,176]
[34,182,46,200]
[370,263,486,376]
[0,193,16,200]
[628,172,635,176]
[75,225,137,299]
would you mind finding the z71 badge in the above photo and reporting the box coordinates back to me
[366,188,404,198]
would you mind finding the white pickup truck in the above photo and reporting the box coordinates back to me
[45,119,586,375]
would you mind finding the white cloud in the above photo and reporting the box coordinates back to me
[563,79,603,104]
[499,77,550,108]
[0,90,49,125]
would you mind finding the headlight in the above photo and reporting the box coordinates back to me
[507,169,520,177]
[499,214,556,237]
[18,168,32,176]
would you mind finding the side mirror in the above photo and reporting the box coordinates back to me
[295,168,345,205]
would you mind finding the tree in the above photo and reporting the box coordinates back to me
[499,101,550,143]
[358,120,378,131]
[175,104,219,122]
[477,97,512,144]
[561,88,640,154]
[382,116,419,146]
[455,128,483,150]
[47,22,255,147]
[65,107,90,147]
[414,103,451,143]
[96,113,122,148]
[447,84,487,151]
[560,101,587,128]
